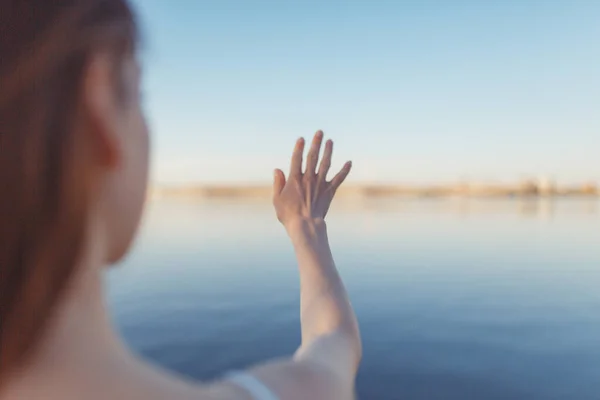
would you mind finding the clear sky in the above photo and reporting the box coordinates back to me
[130,0,599,185]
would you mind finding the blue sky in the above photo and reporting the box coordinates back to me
[130,0,599,185]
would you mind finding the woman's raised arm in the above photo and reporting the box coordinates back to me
[210,131,361,400]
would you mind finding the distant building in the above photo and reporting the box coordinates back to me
[538,176,556,195]
[519,179,539,196]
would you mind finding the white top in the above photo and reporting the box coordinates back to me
[225,372,279,400]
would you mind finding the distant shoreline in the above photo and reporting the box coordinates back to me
[149,181,599,200]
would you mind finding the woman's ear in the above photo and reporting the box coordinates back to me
[81,52,123,170]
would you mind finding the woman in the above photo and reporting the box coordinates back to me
[0,1,361,399]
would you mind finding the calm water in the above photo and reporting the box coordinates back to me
[107,198,600,399]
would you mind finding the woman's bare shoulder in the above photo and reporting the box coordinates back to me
[0,359,251,400]
[1,345,352,400]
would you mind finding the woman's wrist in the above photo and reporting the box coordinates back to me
[286,217,337,274]
[285,217,328,248]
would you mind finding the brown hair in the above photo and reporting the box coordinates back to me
[0,0,138,381]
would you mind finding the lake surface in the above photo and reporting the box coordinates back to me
[107,198,600,399]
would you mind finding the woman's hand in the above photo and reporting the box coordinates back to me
[273,130,352,230]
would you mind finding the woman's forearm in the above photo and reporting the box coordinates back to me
[286,218,361,360]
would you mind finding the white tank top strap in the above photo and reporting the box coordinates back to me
[224,371,279,400]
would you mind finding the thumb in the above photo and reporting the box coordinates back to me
[273,169,286,195]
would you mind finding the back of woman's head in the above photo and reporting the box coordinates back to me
[0,0,140,382]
